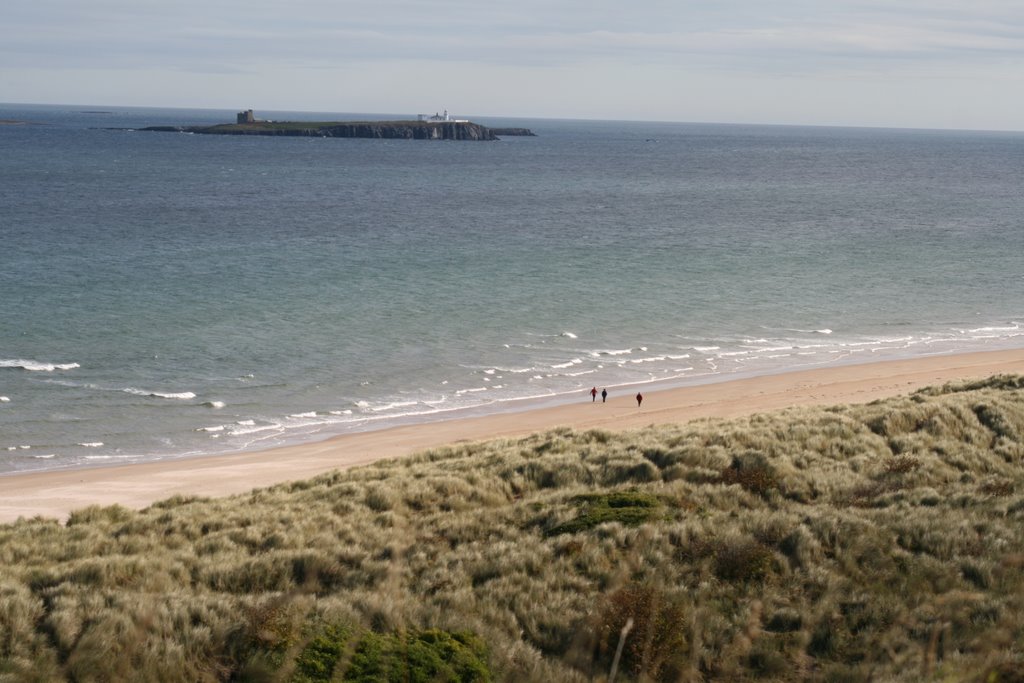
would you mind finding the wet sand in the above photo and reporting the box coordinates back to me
[2,348,1022,523]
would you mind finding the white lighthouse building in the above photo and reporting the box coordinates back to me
[417,109,468,123]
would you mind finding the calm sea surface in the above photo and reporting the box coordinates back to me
[2,104,1023,473]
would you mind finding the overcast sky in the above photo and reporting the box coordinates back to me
[4,0,1023,130]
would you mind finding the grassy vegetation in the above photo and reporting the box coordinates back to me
[2,375,1024,681]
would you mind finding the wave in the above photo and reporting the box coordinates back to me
[123,388,197,400]
[41,379,199,401]
[627,355,669,364]
[590,348,633,357]
[487,365,534,374]
[204,400,226,409]
[78,442,104,448]
[560,332,578,339]
[195,419,281,438]
[226,422,282,437]
[368,401,423,411]
[0,359,80,372]
[964,323,1023,333]
[0,396,9,403]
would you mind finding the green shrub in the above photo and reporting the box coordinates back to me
[344,629,491,683]
[292,623,351,682]
[544,491,662,537]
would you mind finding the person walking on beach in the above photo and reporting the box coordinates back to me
[636,392,643,407]
[591,387,598,402]
[601,388,608,403]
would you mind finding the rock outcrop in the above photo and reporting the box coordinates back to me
[488,128,537,137]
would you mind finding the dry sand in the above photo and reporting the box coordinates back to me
[2,348,1022,524]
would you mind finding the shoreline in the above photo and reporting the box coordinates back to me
[2,347,1022,524]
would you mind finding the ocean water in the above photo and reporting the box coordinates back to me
[2,103,1023,474]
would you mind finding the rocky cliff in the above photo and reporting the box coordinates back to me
[140,120,533,141]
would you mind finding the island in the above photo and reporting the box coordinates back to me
[138,109,535,141]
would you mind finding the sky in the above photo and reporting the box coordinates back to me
[3,0,1024,130]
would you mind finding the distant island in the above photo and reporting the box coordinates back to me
[138,109,535,141]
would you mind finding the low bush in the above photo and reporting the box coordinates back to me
[719,451,779,497]
[589,582,689,681]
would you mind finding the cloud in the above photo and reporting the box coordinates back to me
[5,0,1024,71]
[3,0,1024,128]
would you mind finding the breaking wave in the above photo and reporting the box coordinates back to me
[123,388,197,400]
[0,359,80,372]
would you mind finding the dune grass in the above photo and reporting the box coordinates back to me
[2,375,1024,681]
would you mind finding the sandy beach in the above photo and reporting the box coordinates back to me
[2,348,1022,524]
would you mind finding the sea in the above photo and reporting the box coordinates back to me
[2,103,1023,474]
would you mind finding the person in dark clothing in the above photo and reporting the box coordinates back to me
[591,387,598,402]
[636,392,643,407]
[601,388,607,403]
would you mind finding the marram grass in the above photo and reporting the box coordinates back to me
[2,375,1024,681]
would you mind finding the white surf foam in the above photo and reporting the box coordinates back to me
[382,401,426,411]
[628,355,668,364]
[78,442,104,448]
[124,387,197,400]
[0,359,80,372]
[0,396,9,403]
[590,348,633,357]
[204,400,226,409]
[965,324,1022,333]
[785,328,833,335]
